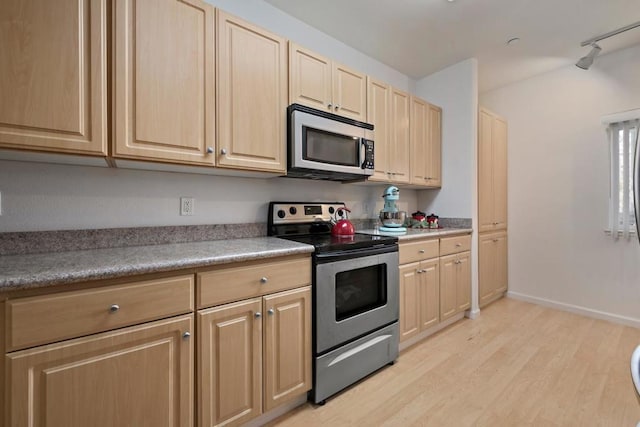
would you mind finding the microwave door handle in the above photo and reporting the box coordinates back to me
[635,128,640,243]
[360,139,366,169]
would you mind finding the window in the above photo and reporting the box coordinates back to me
[606,116,639,239]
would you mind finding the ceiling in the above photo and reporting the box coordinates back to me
[264,0,640,92]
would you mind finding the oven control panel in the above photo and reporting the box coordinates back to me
[270,202,346,224]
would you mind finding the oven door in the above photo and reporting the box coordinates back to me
[315,248,399,354]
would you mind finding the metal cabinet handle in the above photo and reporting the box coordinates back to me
[260,277,268,284]
[220,148,227,155]
[255,312,262,319]
[335,105,340,110]
[182,331,191,339]
[419,249,425,254]
[493,239,499,242]
[206,147,214,154]
[268,308,275,315]
[455,243,462,247]
[109,304,120,313]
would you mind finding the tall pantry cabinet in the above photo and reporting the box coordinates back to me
[478,107,508,307]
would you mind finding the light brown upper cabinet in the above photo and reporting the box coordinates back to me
[388,88,411,184]
[0,0,107,156]
[289,43,367,122]
[217,11,287,173]
[366,78,391,182]
[478,107,508,232]
[410,97,442,187]
[113,0,215,165]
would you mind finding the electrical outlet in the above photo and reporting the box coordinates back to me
[180,197,194,216]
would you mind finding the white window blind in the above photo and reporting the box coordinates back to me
[607,118,639,240]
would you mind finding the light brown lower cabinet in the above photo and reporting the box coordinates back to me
[398,234,472,345]
[198,286,311,427]
[6,315,194,427]
[399,258,439,342]
[439,251,471,321]
[479,231,508,307]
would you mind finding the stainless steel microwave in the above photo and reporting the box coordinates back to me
[287,104,374,181]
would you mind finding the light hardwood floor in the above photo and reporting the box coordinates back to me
[268,298,640,426]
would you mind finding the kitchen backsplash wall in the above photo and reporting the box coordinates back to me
[0,160,418,233]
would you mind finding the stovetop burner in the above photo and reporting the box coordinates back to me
[268,201,397,253]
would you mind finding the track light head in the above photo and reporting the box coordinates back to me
[576,43,602,70]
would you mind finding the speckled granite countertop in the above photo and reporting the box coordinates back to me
[358,228,472,241]
[0,237,314,293]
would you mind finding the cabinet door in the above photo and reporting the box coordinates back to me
[478,108,495,232]
[332,63,367,121]
[0,0,107,155]
[289,43,332,112]
[493,117,508,230]
[263,287,312,411]
[113,0,215,165]
[419,259,440,330]
[494,232,508,294]
[399,263,420,342]
[439,254,457,321]
[366,77,391,182]
[410,96,429,185]
[7,316,193,427]
[389,88,411,184]
[455,252,471,312]
[426,103,442,187]
[478,233,496,307]
[217,11,287,172]
[198,298,262,427]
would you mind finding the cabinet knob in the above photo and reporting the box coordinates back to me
[206,146,214,154]
[260,277,268,284]
[268,308,275,315]
[327,103,333,108]
[109,304,120,313]
[419,249,425,254]
[255,312,262,319]
[182,331,191,339]
[220,148,227,155]
[493,239,499,242]
[335,105,340,110]
[455,243,462,247]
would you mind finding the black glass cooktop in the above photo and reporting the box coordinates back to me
[278,232,397,254]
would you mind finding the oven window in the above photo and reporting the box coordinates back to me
[335,264,387,321]
[303,126,359,167]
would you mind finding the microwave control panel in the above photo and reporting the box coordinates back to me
[362,139,374,170]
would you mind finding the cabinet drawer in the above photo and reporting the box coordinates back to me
[6,275,194,352]
[399,239,439,264]
[439,234,471,256]
[197,256,312,308]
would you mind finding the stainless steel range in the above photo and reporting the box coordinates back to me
[268,201,399,404]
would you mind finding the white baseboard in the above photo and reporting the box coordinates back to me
[507,291,640,328]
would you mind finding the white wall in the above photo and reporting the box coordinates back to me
[0,0,418,233]
[0,161,414,232]
[414,58,478,219]
[481,44,640,324]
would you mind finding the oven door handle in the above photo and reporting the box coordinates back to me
[315,244,398,263]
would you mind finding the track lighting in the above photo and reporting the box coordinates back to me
[575,43,601,70]
[576,21,640,70]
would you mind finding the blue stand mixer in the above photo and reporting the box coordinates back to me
[379,186,407,233]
